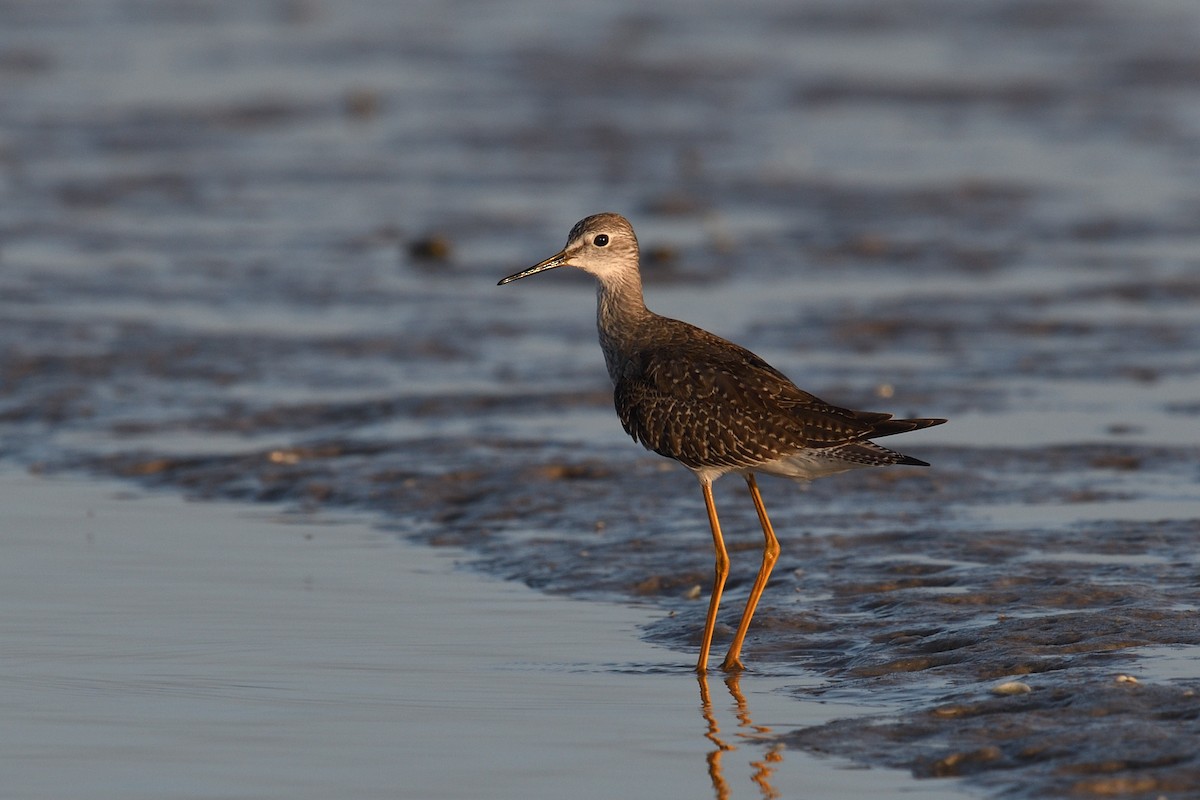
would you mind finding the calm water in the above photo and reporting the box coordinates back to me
[3,1,1200,797]
[0,470,973,800]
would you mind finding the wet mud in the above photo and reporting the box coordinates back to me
[4,1,1200,797]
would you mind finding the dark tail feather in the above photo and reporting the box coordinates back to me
[864,416,947,439]
[860,415,944,466]
[868,419,940,470]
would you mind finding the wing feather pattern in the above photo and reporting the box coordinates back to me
[611,319,942,473]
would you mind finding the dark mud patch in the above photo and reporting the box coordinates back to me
[789,677,1200,797]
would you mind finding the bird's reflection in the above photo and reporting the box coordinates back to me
[698,673,783,799]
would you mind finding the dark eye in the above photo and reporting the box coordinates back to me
[593,234,609,247]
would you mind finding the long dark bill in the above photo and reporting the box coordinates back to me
[497,251,569,285]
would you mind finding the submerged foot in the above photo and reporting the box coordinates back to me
[719,656,746,673]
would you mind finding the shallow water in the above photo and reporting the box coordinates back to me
[1,471,973,800]
[3,1,1200,797]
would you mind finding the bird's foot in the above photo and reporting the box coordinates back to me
[719,656,746,673]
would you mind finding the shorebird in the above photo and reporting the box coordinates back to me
[498,213,945,673]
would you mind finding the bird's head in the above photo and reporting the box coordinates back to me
[498,212,639,287]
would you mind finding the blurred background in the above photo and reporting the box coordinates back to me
[3,1,1200,797]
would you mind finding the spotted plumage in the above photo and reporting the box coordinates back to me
[610,317,939,478]
[499,212,946,673]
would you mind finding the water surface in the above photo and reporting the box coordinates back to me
[3,1,1200,797]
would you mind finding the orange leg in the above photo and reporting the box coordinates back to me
[721,473,780,672]
[697,479,730,674]
[697,673,733,800]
